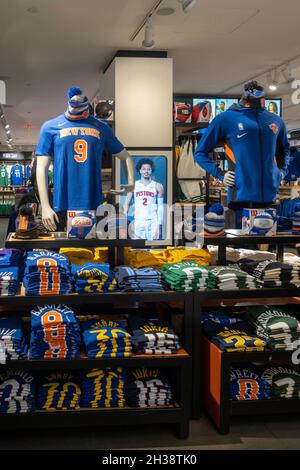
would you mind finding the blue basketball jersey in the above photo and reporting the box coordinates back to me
[35,114,124,211]
[11,165,24,186]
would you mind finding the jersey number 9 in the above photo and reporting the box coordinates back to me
[74,139,88,163]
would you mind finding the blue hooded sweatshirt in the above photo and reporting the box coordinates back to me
[193,103,290,203]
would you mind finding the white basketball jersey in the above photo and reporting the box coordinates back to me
[134,180,158,221]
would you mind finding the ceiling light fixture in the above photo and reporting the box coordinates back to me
[4,124,9,130]
[130,0,164,42]
[156,7,175,16]
[179,0,197,13]
[142,16,155,49]
[267,69,278,91]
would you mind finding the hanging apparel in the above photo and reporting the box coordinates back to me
[177,138,205,202]
[0,165,9,186]
[25,165,31,182]
[10,165,24,186]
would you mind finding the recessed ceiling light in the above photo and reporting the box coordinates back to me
[27,7,38,13]
[156,7,176,16]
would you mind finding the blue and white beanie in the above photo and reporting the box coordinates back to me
[65,87,90,120]
[204,204,225,237]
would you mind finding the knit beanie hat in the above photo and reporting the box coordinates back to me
[65,87,90,120]
[204,204,225,237]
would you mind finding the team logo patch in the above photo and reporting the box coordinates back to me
[269,123,279,135]
[238,122,244,131]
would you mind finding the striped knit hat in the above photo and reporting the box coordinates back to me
[292,203,300,234]
[250,212,274,235]
[65,87,90,120]
[204,204,225,237]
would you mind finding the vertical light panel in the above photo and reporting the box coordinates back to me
[114,57,173,148]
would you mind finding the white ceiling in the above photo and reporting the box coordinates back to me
[1,0,300,146]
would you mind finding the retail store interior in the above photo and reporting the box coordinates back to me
[2,0,300,451]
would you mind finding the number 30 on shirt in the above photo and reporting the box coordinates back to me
[74,139,88,163]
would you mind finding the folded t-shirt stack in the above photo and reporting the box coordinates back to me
[37,372,81,410]
[81,319,131,358]
[30,305,81,359]
[246,306,300,351]
[203,311,266,352]
[126,368,174,408]
[0,370,35,413]
[238,259,300,288]
[128,315,180,355]
[0,248,25,267]
[81,367,126,408]
[262,366,300,398]
[161,260,216,292]
[72,262,117,294]
[202,310,243,326]
[23,251,73,295]
[115,266,166,292]
[0,248,24,296]
[124,246,211,269]
[211,265,259,290]
[230,365,271,400]
[0,316,27,362]
[208,246,276,266]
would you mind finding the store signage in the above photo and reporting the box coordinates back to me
[0,80,6,104]
[1,152,25,161]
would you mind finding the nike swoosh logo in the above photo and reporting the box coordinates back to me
[57,123,64,127]
[237,132,248,139]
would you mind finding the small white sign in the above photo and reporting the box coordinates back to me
[0,80,6,104]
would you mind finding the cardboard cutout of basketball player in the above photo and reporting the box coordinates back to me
[123,158,164,240]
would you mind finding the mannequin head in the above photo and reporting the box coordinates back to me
[240,81,266,108]
[65,87,90,119]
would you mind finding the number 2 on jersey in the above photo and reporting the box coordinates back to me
[74,139,88,163]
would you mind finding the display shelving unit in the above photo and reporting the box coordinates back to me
[192,232,300,431]
[3,231,300,435]
[0,237,193,439]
